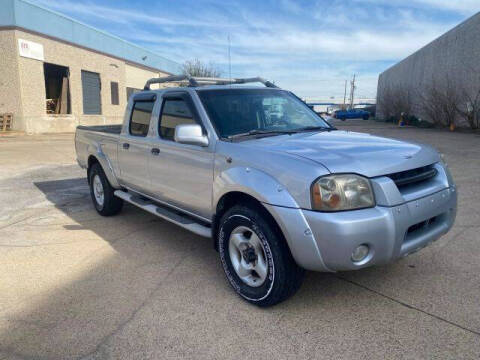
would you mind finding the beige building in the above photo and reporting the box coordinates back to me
[0,0,180,133]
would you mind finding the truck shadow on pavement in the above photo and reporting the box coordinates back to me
[2,177,389,359]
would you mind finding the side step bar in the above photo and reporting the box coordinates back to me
[114,190,212,238]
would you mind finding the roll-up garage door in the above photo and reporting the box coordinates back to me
[81,70,102,114]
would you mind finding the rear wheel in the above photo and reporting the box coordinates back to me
[218,204,305,307]
[88,163,123,216]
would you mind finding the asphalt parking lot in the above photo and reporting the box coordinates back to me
[1,120,479,360]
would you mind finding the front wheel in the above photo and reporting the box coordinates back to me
[88,163,123,216]
[218,204,305,307]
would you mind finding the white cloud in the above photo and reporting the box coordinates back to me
[279,0,303,14]
[352,0,479,16]
[29,0,476,98]
[412,0,479,14]
[32,0,238,28]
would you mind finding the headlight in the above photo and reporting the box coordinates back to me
[311,174,375,211]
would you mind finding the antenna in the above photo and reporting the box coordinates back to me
[228,34,231,85]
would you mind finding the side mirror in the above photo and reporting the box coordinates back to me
[174,124,209,147]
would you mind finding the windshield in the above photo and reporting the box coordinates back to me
[197,89,331,138]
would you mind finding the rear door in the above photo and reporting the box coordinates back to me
[117,93,156,194]
[148,92,214,220]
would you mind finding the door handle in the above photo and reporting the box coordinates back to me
[123,143,130,150]
[151,148,160,155]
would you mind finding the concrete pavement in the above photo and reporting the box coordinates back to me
[0,122,479,359]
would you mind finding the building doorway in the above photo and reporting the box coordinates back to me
[44,63,71,114]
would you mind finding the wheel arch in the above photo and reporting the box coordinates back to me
[212,191,289,253]
[213,167,299,209]
[87,156,124,216]
[86,151,120,188]
[211,167,301,251]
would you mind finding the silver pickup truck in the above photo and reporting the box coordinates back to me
[75,75,457,306]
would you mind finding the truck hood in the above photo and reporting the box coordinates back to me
[247,130,440,177]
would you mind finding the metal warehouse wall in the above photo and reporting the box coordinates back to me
[376,12,480,122]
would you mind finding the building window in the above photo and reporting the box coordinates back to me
[130,100,154,137]
[111,81,119,105]
[44,63,71,114]
[81,70,102,115]
[126,87,141,101]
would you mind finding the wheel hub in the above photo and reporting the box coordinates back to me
[242,247,257,264]
[92,175,104,206]
[228,226,268,287]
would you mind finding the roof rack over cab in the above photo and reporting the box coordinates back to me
[143,75,278,90]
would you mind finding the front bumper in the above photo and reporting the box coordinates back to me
[265,186,457,272]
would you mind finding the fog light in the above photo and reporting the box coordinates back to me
[351,244,369,262]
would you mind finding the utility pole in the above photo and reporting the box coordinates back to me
[343,80,347,109]
[349,74,356,109]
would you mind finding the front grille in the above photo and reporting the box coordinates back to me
[387,164,437,188]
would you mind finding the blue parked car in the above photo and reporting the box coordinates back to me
[334,108,370,120]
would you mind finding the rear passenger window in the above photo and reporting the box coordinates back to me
[130,101,154,137]
[160,99,196,141]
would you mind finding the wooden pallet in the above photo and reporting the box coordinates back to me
[0,113,13,131]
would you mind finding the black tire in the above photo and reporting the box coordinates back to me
[218,204,305,307]
[362,115,369,120]
[88,163,123,216]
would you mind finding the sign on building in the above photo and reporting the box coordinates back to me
[18,39,44,61]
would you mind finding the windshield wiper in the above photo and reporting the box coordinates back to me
[292,126,336,133]
[226,129,296,140]
[226,126,336,140]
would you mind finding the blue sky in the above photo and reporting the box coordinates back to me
[31,0,478,99]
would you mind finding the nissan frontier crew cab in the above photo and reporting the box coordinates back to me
[75,75,457,307]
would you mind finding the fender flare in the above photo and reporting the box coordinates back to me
[86,143,120,188]
[213,166,300,210]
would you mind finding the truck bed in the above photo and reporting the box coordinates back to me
[76,124,122,134]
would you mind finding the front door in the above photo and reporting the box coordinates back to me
[118,96,155,194]
[148,92,214,220]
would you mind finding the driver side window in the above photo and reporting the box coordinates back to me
[159,98,196,141]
